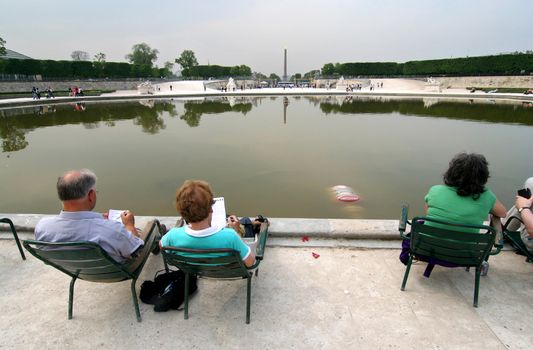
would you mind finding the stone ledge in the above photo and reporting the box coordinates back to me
[0,214,401,240]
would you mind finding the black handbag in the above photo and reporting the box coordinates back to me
[140,269,198,312]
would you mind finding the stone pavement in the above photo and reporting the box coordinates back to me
[1,239,532,350]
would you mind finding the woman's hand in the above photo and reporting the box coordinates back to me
[227,215,241,233]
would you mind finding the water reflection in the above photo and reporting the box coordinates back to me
[317,96,533,125]
[180,98,253,127]
[0,100,178,152]
[1,96,531,154]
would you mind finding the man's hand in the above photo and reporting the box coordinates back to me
[121,210,139,237]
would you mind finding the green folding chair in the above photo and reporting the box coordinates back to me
[23,220,164,322]
[503,216,533,263]
[162,221,269,324]
[1,218,26,260]
[399,206,501,307]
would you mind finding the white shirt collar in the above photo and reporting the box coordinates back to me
[184,225,223,238]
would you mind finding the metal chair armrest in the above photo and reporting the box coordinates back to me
[399,204,410,239]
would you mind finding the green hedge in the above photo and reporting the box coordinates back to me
[0,58,170,79]
[182,64,252,78]
[323,53,533,76]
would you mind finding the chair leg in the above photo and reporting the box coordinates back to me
[401,255,413,291]
[246,276,251,324]
[5,219,25,260]
[131,278,142,322]
[184,272,190,320]
[474,267,481,307]
[68,276,77,319]
[163,257,169,273]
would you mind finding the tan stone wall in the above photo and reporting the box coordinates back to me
[434,76,533,89]
[0,80,144,93]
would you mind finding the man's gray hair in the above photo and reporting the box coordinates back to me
[57,169,97,201]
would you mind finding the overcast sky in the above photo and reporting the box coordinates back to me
[1,0,531,75]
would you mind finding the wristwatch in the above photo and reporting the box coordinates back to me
[518,206,531,213]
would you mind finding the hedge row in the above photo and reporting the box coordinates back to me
[0,59,170,79]
[323,53,533,76]
[181,64,252,78]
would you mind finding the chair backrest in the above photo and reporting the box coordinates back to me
[161,247,251,279]
[23,240,134,282]
[410,216,496,267]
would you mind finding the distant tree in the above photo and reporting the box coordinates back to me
[92,52,106,78]
[253,72,268,80]
[321,63,335,76]
[269,73,281,81]
[159,61,174,77]
[126,43,159,67]
[292,73,302,81]
[0,36,6,56]
[175,49,198,72]
[304,69,320,79]
[71,50,90,61]
[93,52,106,63]
[238,64,252,76]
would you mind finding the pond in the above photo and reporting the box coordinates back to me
[1,96,532,219]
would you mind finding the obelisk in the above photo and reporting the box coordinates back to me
[283,49,288,81]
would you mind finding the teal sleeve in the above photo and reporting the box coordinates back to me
[230,231,251,259]
[160,228,178,247]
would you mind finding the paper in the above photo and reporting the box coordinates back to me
[108,209,125,223]
[211,197,226,229]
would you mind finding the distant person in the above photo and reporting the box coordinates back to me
[160,180,256,267]
[170,85,173,91]
[68,87,73,96]
[35,169,160,269]
[46,87,54,99]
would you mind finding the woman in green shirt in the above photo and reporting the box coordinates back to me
[423,153,506,275]
[425,152,506,224]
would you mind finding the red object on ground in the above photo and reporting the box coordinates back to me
[302,236,309,242]
[312,252,320,259]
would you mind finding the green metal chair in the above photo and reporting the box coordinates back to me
[161,221,269,324]
[0,218,26,260]
[22,220,164,322]
[399,206,501,307]
[503,216,533,263]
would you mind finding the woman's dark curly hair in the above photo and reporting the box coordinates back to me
[443,153,489,199]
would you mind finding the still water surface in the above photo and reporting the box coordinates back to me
[1,96,532,219]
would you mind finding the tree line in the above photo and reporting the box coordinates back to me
[0,38,257,79]
[320,52,533,77]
